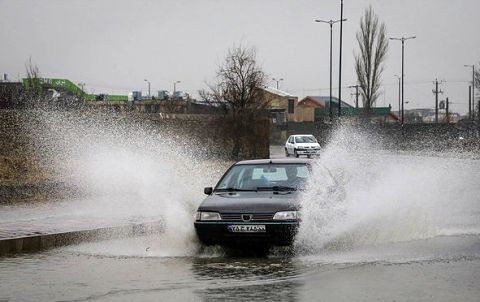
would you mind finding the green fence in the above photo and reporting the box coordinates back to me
[22,78,128,101]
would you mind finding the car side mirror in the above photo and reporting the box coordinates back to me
[204,187,213,195]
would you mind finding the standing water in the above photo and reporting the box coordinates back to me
[1,113,479,301]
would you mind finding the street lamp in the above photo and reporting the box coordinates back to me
[394,75,401,122]
[173,80,181,97]
[315,18,346,120]
[338,0,346,117]
[390,36,416,126]
[144,79,151,98]
[272,78,284,90]
[464,64,475,120]
[78,82,85,93]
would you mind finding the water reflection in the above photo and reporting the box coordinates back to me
[191,257,304,301]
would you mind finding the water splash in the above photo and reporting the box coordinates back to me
[295,125,480,254]
[24,109,229,257]
[21,110,480,258]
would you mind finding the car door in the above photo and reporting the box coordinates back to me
[285,136,291,153]
[287,136,295,153]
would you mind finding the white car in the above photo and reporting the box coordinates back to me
[285,134,321,158]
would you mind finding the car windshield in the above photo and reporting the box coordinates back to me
[215,163,310,191]
[295,136,317,143]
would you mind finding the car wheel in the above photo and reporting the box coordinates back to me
[294,149,299,158]
[285,148,289,157]
[307,154,311,158]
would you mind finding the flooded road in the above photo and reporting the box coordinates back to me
[2,146,480,302]
[1,233,479,301]
[2,113,480,302]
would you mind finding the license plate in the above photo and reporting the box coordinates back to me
[228,225,266,233]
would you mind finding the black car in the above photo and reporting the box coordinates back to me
[194,158,318,248]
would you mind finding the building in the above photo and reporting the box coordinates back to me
[296,95,398,123]
[295,96,353,122]
[260,87,298,124]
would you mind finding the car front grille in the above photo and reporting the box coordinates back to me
[220,213,275,221]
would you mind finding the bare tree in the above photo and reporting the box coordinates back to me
[24,58,42,93]
[354,6,389,111]
[200,46,269,113]
[22,58,46,108]
[200,45,270,159]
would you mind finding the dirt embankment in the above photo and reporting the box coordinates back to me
[0,110,62,203]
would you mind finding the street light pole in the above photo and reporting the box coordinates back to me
[144,79,150,98]
[338,0,345,118]
[390,36,416,126]
[394,75,401,123]
[315,18,345,121]
[272,78,284,89]
[173,80,181,96]
[464,65,475,120]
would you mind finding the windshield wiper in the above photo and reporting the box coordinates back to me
[216,188,256,192]
[256,186,297,192]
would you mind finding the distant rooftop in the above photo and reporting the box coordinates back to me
[301,96,353,108]
[261,86,297,98]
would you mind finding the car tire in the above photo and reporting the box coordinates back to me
[294,149,299,158]
[285,148,289,157]
[307,154,311,158]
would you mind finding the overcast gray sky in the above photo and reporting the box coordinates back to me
[1,0,479,114]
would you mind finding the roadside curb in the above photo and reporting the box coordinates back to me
[0,221,163,256]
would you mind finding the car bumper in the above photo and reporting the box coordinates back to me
[194,221,299,247]
[296,149,320,155]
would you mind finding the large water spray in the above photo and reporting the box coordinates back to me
[24,109,229,256]
[296,125,480,254]
[22,110,480,257]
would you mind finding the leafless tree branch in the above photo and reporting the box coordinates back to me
[355,6,389,111]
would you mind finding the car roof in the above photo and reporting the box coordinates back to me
[235,158,312,165]
[291,134,315,137]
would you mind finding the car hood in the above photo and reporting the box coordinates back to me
[198,191,300,213]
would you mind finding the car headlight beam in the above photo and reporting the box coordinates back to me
[196,211,221,221]
[273,211,300,221]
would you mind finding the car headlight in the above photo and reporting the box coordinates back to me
[273,211,300,221]
[196,211,221,221]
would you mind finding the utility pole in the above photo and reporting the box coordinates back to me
[432,79,443,123]
[445,97,449,124]
[464,65,475,120]
[348,85,360,108]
